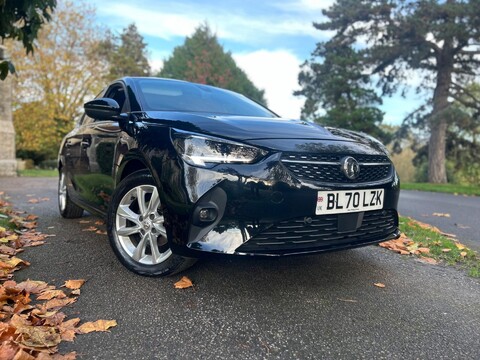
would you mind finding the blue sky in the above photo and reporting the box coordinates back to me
[86,0,424,125]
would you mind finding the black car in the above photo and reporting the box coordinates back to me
[58,77,400,276]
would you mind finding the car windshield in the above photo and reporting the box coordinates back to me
[135,78,277,118]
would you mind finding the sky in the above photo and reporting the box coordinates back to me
[85,0,425,125]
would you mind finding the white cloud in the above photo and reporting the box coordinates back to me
[97,2,327,44]
[276,0,335,12]
[233,50,304,119]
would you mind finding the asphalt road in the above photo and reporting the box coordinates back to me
[399,190,480,251]
[1,177,479,360]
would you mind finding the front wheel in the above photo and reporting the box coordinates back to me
[107,170,196,276]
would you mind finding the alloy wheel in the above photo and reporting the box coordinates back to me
[114,185,171,265]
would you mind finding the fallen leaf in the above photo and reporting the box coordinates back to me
[418,257,438,265]
[440,232,457,239]
[95,230,107,235]
[63,280,86,290]
[432,212,450,217]
[37,290,67,301]
[76,319,117,334]
[82,226,97,232]
[27,199,39,204]
[0,245,17,255]
[0,343,17,359]
[442,248,452,253]
[59,318,80,342]
[16,280,52,294]
[455,243,466,250]
[17,324,62,348]
[337,298,357,303]
[174,276,193,289]
[13,348,35,360]
[44,298,76,310]
[94,220,104,226]
[460,251,467,258]
[374,283,386,288]
[78,220,90,224]
[417,247,430,254]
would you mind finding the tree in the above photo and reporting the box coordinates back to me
[158,24,266,105]
[0,0,56,79]
[296,38,389,142]
[411,84,480,184]
[99,23,151,81]
[299,0,480,183]
[11,1,108,162]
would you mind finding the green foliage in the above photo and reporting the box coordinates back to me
[401,182,480,196]
[300,0,480,183]
[399,216,480,278]
[407,84,480,185]
[158,24,266,105]
[18,169,57,177]
[296,36,389,141]
[0,0,56,79]
[12,1,108,163]
[99,23,151,80]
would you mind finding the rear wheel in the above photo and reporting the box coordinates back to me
[58,169,84,218]
[107,170,196,276]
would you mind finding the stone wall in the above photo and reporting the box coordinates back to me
[0,46,17,177]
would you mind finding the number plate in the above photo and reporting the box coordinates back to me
[315,189,384,215]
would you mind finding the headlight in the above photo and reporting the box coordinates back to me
[172,130,267,167]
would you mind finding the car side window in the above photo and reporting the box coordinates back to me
[104,84,129,116]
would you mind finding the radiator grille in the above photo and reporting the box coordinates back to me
[236,209,398,254]
[281,153,392,184]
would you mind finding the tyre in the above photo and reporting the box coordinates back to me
[58,169,84,218]
[107,170,196,276]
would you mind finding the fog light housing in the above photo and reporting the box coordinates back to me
[193,206,218,225]
[199,209,211,221]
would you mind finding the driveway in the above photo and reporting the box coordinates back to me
[1,177,479,359]
[399,190,480,251]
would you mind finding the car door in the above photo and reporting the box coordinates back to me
[77,83,127,214]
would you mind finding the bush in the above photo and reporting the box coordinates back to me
[39,159,58,170]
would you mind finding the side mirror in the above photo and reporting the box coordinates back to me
[84,98,121,120]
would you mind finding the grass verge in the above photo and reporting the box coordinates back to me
[401,182,480,196]
[394,216,479,278]
[18,169,57,177]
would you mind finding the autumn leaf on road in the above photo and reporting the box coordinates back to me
[37,290,67,300]
[374,283,386,288]
[45,297,77,310]
[418,257,438,265]
[63,279,86,290]
[76,319,118,334]
[174,276,193,289]
[82,226,98,232]
[432,212,451,217]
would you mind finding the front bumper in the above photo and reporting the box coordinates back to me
[159,152,400,257]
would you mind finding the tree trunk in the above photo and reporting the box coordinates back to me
[428,46,453,183]
[428,116,448,183]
